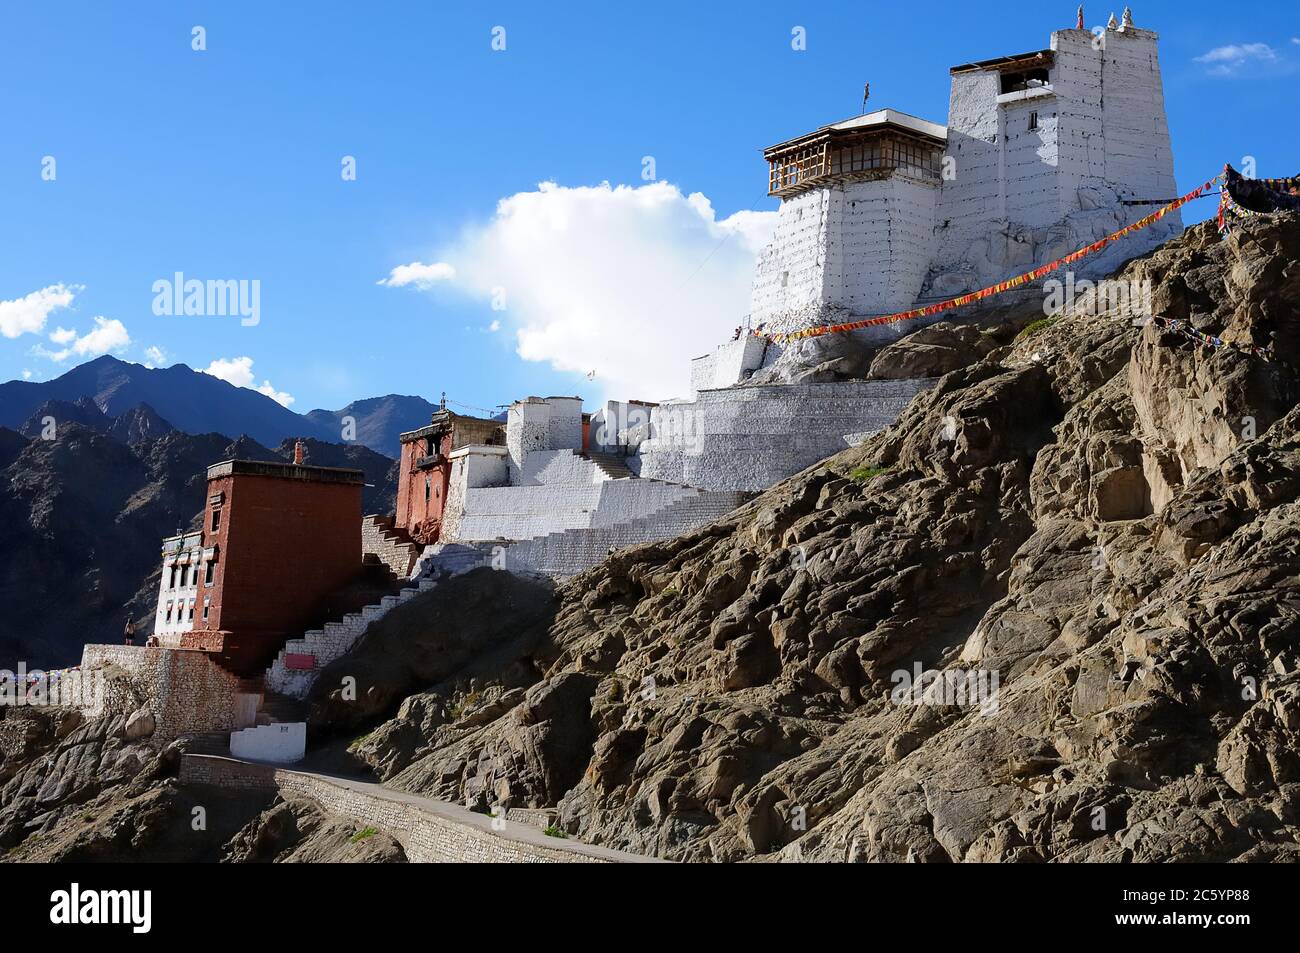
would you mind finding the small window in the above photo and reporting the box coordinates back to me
[204,561,215,585]
[425,476,432,503]
[210,508,221,532]
[780,271,789,288]
[1028,111,1038,131]
[202,597,211,622]
[165,603,173,623]
[187,601,195,621]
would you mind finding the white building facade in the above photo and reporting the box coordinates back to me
[153,530,209,644]
[749,16,1180,335]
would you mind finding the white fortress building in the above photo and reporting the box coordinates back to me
[398,12,1185,581]
[748,10,1179,339]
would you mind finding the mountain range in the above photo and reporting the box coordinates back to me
[0,356,437,457]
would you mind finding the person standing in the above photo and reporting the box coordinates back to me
[123,617,136,646]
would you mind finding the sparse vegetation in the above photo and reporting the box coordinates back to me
[349,826,378,843]
[849,465,891,483]
[1014,316,1060,342]
[542,824,567,839]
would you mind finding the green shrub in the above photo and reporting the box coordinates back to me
[849,465,890,483]
[349,826,378,843]
[542,824,568,839]
[1014,316,1060,342]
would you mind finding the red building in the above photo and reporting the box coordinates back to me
[181,456,364,674]
[395,409,504,544]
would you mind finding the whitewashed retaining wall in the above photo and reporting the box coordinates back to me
[636,378,934,491]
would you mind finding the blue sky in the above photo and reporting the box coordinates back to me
[2,0,1296,414]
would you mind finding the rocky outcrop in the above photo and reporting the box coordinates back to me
[867,322,1003,380]
[328,213,1300,862]
[223,796,407,863]
[0,708,270,861]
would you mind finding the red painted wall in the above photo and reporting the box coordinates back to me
[395,431,452,545]
[191,467,361,674]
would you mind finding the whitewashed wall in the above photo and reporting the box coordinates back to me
[750,176,938,331]
[929,24,1181,295]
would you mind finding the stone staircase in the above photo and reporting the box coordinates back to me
[583,451,635,480]
[177,678,309,761]
[362,513,421,578]
[264,577,437,699]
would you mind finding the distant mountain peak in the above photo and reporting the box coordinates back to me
[1,358,434,457]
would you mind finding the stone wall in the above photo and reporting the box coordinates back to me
[442,445,509,542]
[520,449,603,487]
[750,176,940,332]
[452,479,702,543]
[636,378,934,491]
[506,397,583,484]
[494,488,750,577]
[79,645,242,741]
[179,754,661,863]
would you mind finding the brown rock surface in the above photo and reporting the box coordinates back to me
[333,214,1300,862]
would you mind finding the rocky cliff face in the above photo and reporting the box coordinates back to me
[324,214,1300,861]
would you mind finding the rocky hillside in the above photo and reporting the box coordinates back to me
[309,213,1300,862]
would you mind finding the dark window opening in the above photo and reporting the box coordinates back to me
[1000,67,1050,95]
[210,508,221,532]
[204,561,215,586]
[1028,111,1038,131]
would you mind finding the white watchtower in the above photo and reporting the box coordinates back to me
[929,11,1180,296]
[746,9,1180,338]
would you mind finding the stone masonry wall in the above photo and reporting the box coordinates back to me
[79,645,241,741]
[179,754,660,863]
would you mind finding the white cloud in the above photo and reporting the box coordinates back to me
[0,284,79,339]
[487,319,501,332]
[1194,42,1280,76]
[143,345,167,368]
[441,181,776,400]
[34,316,131,362]
[201,356,295,407]
[377,261,456,289]
[22,369,32,380]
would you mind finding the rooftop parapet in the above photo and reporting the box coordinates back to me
[205,459,365,485]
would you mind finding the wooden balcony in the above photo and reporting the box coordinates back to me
[765,110,947,198]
